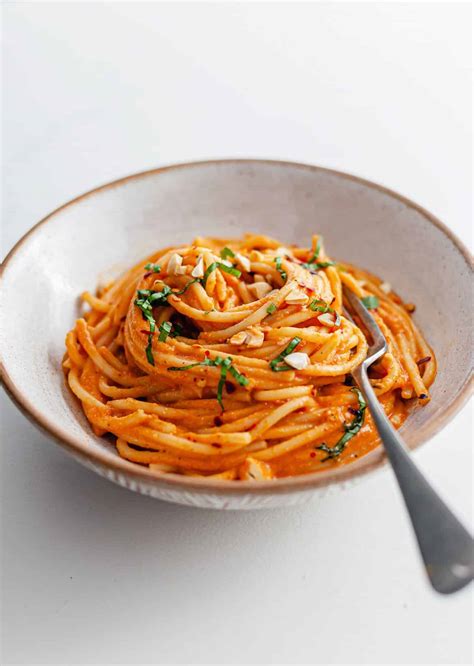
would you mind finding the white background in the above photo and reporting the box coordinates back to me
[1,2,472,664]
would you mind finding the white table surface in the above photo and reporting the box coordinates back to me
[1,3,472,664]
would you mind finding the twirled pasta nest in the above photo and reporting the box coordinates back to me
[64,233,436,480]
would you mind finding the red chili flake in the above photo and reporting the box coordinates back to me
[211,443,222,448]
[214,416,223,427]
[204,350,211,357]
[144,271,153,278]
[416,356,431,366]
[140,329,151,335]
[225,381,236,394]
[310,452,316,458]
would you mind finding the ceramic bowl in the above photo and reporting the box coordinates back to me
[1,160,472,509]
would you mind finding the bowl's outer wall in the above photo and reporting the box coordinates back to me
[1,161,472,508]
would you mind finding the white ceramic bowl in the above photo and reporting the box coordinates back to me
[1,160,472,509]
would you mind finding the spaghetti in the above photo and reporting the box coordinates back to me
[63,233,436,481]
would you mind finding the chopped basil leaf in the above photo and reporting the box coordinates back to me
[271,363,293,372]
[216,357,232,409]
[134,294,157,333]
[202,262,241,285]
[202,262,219,284]
[302,260,336,271]
[134,285,181,360]
[274,256,287,281]
[361,295,380,310]
[167,359,215,372]
[219,263,241,278]
[220,247,235,260]
[145,333,155,366]
[169,322,184,338]
[174,279,200,295]
[145,263,161,273]
[309,299,330,314]
[306,238,321,264]
[158,321,172,342]
[317,388,366,460]
[309,299,341,326]
[228,364,250,386]
[167,356,248,408]
[266,303,277,315]
[270,336,301,371]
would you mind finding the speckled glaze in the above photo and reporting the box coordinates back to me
[1,160,472,509]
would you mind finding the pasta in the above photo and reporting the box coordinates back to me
[63,233,436,481]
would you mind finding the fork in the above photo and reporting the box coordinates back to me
[343,286,473,594]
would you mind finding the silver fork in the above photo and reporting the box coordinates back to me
[343,286,473,594]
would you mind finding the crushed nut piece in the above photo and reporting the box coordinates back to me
[245,326,264,348]
[317,312,336,327]
[168,253,186,276]
[284,352,310,370]
[285,288,309,305]
[235,253,251,272]
[229,331,248,346]
[248,282,272,299]
[191,255,205,278]
[228,326,264,348]
[239,457,274,481]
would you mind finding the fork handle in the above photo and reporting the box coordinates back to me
[353,365,474,594]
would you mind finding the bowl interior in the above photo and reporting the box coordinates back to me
[1,160,472,492]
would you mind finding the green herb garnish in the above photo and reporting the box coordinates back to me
[169,322,184,338]
[301,239,335,271]
[274,256,287,282]
[158,321,172,342]
[309,299,341,326]
[174,279,200,295]
[220,247,235,260]
[317,387,367,460]
[302,260,336,271]
[136,286,173,308]
[219,263,241,277]
[202,262,242,285]
[228,364,250,386]
[167,355,249,409]
[306,238,321,264]
[269,336,301,372]
[134,286,177,364]
[167,359,215,372]
[145,263,161,273]
[145,334,155,366]
[217,357,232,409]
[361,295,380,310]
[266,303,277,315]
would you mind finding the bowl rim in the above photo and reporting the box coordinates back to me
[1,158,473,496]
